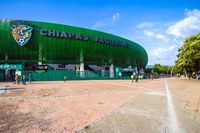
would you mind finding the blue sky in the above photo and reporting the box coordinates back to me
[0,0,200,65]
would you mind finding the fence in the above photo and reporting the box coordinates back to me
[0,69,135,82]
[25,70,123,81]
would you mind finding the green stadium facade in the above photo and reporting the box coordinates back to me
[0,19,148,81]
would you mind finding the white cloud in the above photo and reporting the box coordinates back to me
[112,13,120,22]
[144,30,154,37]
[154,33,165,40]
[147,45,178,65]
[150,45,177,60]
[136,22,154,29]
[93,13,120,29]
[167,9,200,37]
[144,30,169,42]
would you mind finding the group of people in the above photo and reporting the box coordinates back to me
[131,74,139,83]
[148,74,154,80]
[15,73,32,85]
[14,74,67,84]
[131,74,154,83]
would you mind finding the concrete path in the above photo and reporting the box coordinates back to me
[167,79,200,133]
[79,79,200,133]
[79,80,166,133]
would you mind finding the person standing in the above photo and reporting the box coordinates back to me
[148,74,151,79]
[15,74,19,84]
[22,74,26,85]
[29,73,32,84]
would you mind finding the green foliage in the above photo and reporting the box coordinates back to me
[152,64,170,75]
[151,71,159,77]
[174,32,200,74]
[145,68,152,73]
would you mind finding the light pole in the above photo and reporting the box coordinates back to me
[170,66,175,77]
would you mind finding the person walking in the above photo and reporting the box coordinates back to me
[64,75,67,82]
[135,74,138,83]
[150,74,154,80]
[29,73,32,84]
[131,74,134,83]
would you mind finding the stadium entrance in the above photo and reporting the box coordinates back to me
[0,64,22,81]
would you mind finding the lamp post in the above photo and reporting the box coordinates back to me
[170,66,174,77]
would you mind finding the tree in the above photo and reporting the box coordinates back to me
[174,33,200,75]
[152,64,170,75]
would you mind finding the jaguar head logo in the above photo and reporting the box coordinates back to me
[11,24,33,46]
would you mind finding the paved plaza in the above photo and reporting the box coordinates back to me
[0,78,200,133]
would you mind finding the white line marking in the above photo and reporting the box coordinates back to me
[165,80,180,133]
[0,87,6,94]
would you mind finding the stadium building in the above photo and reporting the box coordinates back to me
[0,19,148,81]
